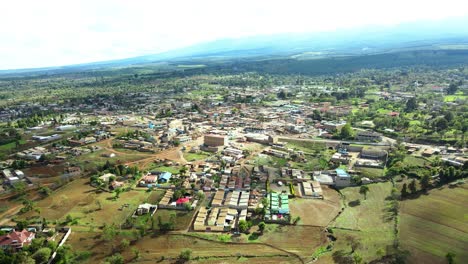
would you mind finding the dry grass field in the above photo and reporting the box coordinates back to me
[289,186,341,227]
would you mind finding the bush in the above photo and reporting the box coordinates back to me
[179,248,192,261]
[32,247,52,264]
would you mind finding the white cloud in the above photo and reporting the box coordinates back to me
[1,0,467,69]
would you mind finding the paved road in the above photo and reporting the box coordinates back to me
[277,136,393,147]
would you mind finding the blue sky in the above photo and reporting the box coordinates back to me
[1,0,468,70]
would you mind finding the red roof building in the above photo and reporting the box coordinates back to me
[175,197,190,205]
[0,229,35,250]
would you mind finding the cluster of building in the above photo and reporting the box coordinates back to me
[1,169,25,185]
[264,192,290,223]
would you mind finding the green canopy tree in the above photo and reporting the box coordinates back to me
[340,123,354,139]
[359,185,370,200]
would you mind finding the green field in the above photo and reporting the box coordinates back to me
[329,182,395,262]
[402,155,430,167]
[152,209,195,231]
[281,139,326,153]
[443,94,467,102]
[149,165,181,174]
[400,183,468,264]
[184,151,211,162]
[356,167,384,178]
[0,139,26,153]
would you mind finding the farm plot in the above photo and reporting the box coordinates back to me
[329,182,395,262]
[20,178,163,228]
[68,233,300,264]
[399,183,468,264]
[254,225,327,260]
[152,209,195,231]
[289,187,341,227]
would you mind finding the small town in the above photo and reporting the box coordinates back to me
[0,3,467,263]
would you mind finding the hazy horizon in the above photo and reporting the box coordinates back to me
[2,0,468,70]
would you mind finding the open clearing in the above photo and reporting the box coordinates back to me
[152,209,195,231]
[289,187,341,226]
[329,182,395,262]
[400,183,468,264]
[20,178,164,228]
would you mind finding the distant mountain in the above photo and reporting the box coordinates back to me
[2,16,468,76]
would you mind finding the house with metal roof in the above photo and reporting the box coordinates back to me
[335,168,351,187]
[159,172,172,183]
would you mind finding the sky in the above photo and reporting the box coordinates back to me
[1,0,468,70]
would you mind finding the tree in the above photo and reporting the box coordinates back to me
[293,216,301,225]
[132,247,141,260]
[183,202,192,211]
[359,185,370,200]
[277,90,287,99]
[102,224,118,242]
[420,174,431,191]
[258,222,266,233]
[401,183,408,198]
[353,252,363,264]
[38,154,46,163]
[238,220,249,233]
[114,188,122,199]
[106,253,124,264]
[32,247,52,264]
[179,249,192,262]
[432,117,448,131]
[340,123,353,139]
[409,179,417,194]
[39,186,51,196]
[119,239,130,252]
[445,252,456,264]
[405,97,417,111]
[447,83,458,95]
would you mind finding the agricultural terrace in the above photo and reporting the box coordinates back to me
[400,183,468,264]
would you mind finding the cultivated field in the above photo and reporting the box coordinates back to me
[68,232,302,264]
[329,182,395,262]
[399,183,468,264]
[254,225,327,258]
[289,187,341,227]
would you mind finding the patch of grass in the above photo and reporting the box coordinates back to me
[330,182,395,262]
[0,139,26,151]
[357,167,384,178]
[282,139,326,153]
[402,156,429,167]
[153,209,194,230]
[443,94,467,102]
[184,151,210,162]
[149,165,181,174]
